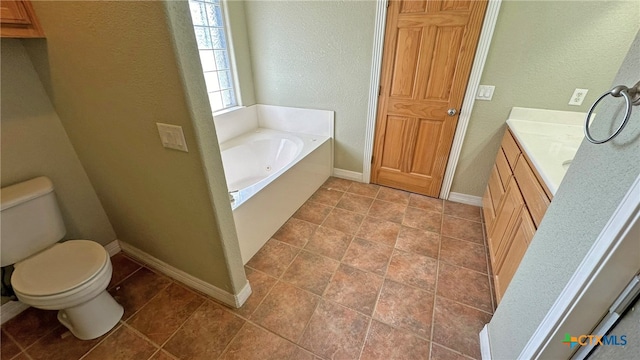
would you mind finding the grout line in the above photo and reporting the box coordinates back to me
[77,323,125,360]
[118,277,173,323]
[356,317,374,360]
[438,230,485,246]
[2,328,39,359]
[482,220,497,313]
[240,313,326,359]
[295,292,322,354]
[431,340,479,360]
[428,206,445,360]
[368,210,401,322]
[107,264,143,291]
[293,199,337,353]
[438,258,492,277]
[155,299,208,357]
[13,324,63,356]
[147,348,162,360]
[216,320,249,359]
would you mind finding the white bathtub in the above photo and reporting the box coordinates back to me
[219,127,332,263]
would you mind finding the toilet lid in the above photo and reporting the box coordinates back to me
[12,240,108,297]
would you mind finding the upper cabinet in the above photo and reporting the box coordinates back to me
[1,0,44,38]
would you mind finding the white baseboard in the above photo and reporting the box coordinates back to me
[1,239,125,324]
[104,239,121,256]
[480,324,492,360]
[333,168,363,182]
[0,300,30,325]
[448,192,483,206]
[119,241,251,308]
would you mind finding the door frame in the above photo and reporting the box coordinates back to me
[362,0,503,200]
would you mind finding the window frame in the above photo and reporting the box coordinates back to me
[189,0,243,115]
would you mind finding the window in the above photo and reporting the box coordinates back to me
[188,0,238,113]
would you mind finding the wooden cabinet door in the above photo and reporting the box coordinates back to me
[371,0,488,197]
[483,164,504,233]
[482,182,495,232]
[1,0,30,24]
[0,0,44,38]
[488,178,524,271]
[494,208,536,303]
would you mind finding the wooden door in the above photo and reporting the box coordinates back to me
[371,0,488,196]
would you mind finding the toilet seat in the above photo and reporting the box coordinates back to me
[12,240,112,309]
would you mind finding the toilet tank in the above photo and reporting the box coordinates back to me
[1,177,66,267]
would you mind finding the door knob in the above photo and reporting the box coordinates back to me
[447,108,457,116]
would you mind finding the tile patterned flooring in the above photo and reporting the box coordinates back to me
[1,177,494,360]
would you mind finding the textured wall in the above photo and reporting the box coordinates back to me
[487,30,640,359]
[451,0,639,197]
[243,0,376,172]
[226,0,256,106]
[25,1,238,292]
[1,40,116,246]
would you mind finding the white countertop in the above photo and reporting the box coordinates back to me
[505,107,586,195]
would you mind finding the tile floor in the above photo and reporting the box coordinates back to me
[1,177,494,360]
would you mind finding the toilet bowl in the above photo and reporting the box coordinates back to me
[11,240,123,340]
[1,177,123,340]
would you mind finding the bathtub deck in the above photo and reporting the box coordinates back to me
[1,177,493,360]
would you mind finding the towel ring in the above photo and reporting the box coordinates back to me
[585,81,640,144]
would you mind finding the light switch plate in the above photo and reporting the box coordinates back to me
[476,85,495,101]
[156,123,188,152]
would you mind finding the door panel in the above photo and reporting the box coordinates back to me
[441,0,473,11]
[390,28,423,97]
[372,0,488,197]
[380,116,411,170]
[400,0,427,13]
[411,119,442,175]
[424,27,463,100]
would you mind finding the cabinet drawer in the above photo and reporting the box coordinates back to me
[502,130,521,170]
[514,158,550,227]
[495,148,512,189]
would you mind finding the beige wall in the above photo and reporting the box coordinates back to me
[243,0,376,172]
[25,1,244,293]
[1,39,116,246]
[451,0,640,197]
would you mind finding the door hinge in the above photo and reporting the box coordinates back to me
[386,0,390,8]
[378,86,382,97]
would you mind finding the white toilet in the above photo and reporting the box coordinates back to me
[1,176,123,340]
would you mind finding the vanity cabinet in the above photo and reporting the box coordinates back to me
[483,129,552,304]
[0,0,44,38]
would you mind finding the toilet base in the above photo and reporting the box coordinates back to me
[57,290,123,340]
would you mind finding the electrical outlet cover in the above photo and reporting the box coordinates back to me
[569,88,589,106]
